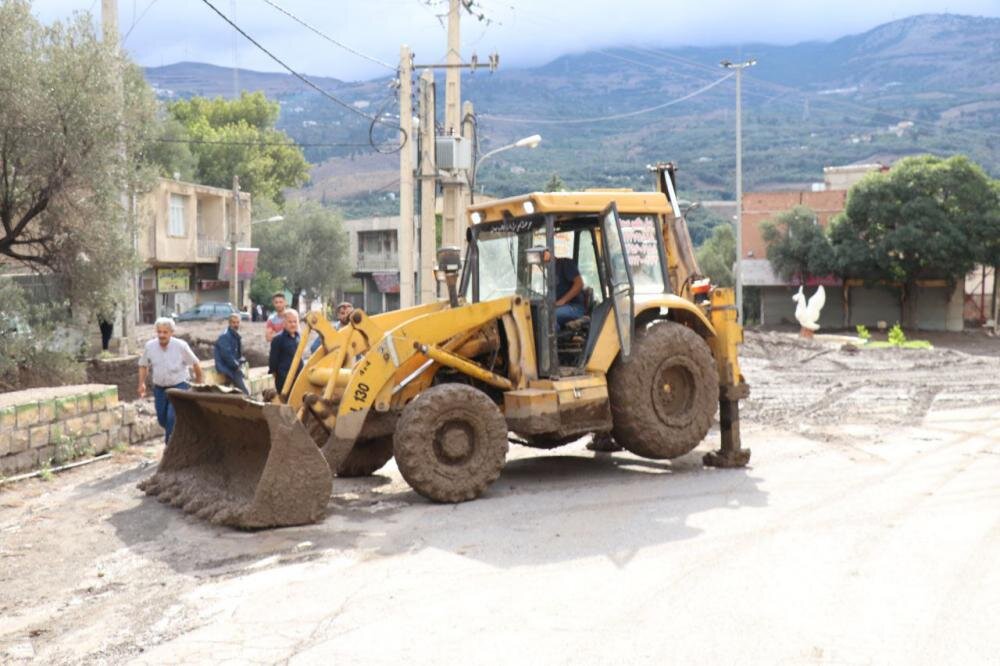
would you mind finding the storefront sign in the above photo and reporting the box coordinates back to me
[218,248,260,281]
[157,268,190,293]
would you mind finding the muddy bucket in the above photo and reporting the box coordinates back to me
[138,387,332,529]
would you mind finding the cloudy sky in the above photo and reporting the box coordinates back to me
[33,0,1000,81]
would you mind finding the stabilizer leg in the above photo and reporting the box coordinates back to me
[703,384,751,468]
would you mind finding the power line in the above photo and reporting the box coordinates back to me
[259,0,396,71]
[480,72,734,125]
[153,137,371,148]
[122,0,159,43]
[197,0,406,152]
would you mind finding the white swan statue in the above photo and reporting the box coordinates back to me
[792,285,826,336]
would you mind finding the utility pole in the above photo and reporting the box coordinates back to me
[102,0,134,348]
[440,0,465,250]
[230,175,241,308]
[418,70,437,304]
[721,58,756,324]
[398,45,416,308]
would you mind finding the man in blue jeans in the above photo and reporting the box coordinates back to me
[544,249,586,330]
[137,317,204,444]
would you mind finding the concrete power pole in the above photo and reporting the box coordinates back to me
[440,0,466,249]
[418,70,437,304]
[229,175,241,308]
[102,0,134,348]
[398,46,416,308]
[721,58,756,324]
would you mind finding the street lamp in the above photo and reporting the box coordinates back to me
[251,215,284,224]
[471,134,542,203]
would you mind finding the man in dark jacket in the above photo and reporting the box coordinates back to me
[214,313,248,394]
[269,308,301,393]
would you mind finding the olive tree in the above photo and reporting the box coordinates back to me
[0,0,156,314]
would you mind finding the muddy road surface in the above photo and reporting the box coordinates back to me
[2,331,999,664]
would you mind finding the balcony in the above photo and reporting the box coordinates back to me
[197,238,227,260]
[357,253,399,272]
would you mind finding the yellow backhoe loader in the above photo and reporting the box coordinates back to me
[139,164,750,528]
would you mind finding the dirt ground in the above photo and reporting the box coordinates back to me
[2,331,999,664]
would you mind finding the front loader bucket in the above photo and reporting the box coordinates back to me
[138,387,332,529]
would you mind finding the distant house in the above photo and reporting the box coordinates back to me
[136,177,256,323]
[740,163,965,331]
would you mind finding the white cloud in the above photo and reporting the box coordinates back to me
[31,0,1000,81]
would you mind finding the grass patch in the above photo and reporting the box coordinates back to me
[864,340,933,350]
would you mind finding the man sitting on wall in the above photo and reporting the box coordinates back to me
[214,313,248,394]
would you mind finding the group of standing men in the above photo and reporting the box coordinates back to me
[137,293,356,445]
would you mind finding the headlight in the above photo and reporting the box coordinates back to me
[522,201,535,214]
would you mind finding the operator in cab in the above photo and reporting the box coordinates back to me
[543,249,585,330]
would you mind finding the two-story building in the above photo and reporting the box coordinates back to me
[137,177,256,323]
[338,216,403,315]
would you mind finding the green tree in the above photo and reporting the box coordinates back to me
[686,205,728,247]
[760,205,836,284]
[830,155,1000,326]
[0,0,155,315]
[165,92,310,204]
[249,269,285,308]
[253,200,349,300]
[696,223,735,287]
[544,173,566,192]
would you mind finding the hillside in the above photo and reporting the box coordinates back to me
[144,13,1000,213]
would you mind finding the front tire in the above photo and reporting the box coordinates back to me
[394,384,509,502]
[608,321,718,459]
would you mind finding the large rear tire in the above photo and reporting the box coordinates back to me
[394,384,509,502]
[336,436,394,477]
[608,321,718,459]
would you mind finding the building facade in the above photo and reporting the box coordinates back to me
[338,216,404,315]
[136,178,255,323]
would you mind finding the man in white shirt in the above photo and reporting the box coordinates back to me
[138,317,204,444]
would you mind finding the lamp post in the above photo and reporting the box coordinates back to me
[251,215,284,225]
[721,58,755,323]
[471,134,542,203]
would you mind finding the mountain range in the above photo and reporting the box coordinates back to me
[144,13,1000,215]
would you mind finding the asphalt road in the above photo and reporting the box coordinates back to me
[1,333,999,664]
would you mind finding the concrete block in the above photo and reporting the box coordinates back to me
[49,424,64,445]
[30,425,50,449]
[16,403,39,428]
[35,444,56,465]
[1,450,36,476]
[120,404,137,425]
[90,432,109,454]
[55,397,78,419]
[0,405,15,430]
[90,391,106,412]
[65,417,85,437]
[104,387,120,408]
[77,393,92,415]
[0,429,10,457]
[107,426,122,449]
[82,413,100,436]
[11,428,29,454]
[37,399,56,423]
[98,410,115,430]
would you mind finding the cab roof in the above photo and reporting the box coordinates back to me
[467,191,672,224]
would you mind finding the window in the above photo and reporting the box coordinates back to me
[619,215,666,294]
[168,194,187,237]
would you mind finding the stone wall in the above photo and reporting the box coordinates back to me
[0,385,161,477]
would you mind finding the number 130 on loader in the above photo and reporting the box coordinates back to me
[139,164,751,528]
